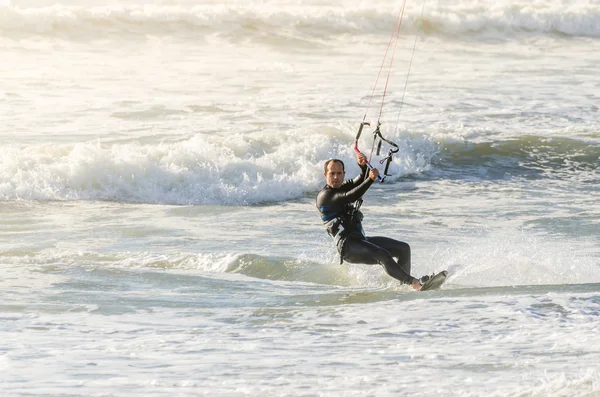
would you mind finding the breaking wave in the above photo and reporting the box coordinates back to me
[1,128,598,205]
[1,1,599,42]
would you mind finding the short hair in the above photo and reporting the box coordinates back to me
[324,159,345,174]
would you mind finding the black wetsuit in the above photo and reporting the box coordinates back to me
[316,163,415,285]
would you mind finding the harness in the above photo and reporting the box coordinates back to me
[320,197,365,264]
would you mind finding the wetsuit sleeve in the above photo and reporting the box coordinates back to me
[318,175,374,209]
[341,163,369,190]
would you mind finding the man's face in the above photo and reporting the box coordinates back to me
[325,161,345,188]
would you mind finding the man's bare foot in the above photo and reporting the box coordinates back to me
[411,278,422,291]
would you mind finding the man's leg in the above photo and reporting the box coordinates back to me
[365,236,411,275]
[342,238,413,284]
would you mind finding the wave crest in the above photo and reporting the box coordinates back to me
[1,2,599,41]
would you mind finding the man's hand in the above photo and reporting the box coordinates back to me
[357,152,368,165]
[369,168,380,181]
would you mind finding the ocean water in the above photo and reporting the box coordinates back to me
[1,0,599,395]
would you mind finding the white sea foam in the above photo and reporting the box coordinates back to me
[2,279,599,396]
[427,228,600,288]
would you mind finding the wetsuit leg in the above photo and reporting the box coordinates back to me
[342,238,413,284]
[365,236,411,276]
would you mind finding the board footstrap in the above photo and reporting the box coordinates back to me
[420,270,448,291]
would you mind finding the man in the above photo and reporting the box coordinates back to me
[316,152,427,291]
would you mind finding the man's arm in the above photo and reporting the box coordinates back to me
[342,152,371,189]
[322,174,375,208]
[343,163,368,189]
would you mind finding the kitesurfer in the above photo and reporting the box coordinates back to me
[316,152,429,291]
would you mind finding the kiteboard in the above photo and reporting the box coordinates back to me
[420,270,448,291]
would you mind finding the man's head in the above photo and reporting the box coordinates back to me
[324,159,345,188]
